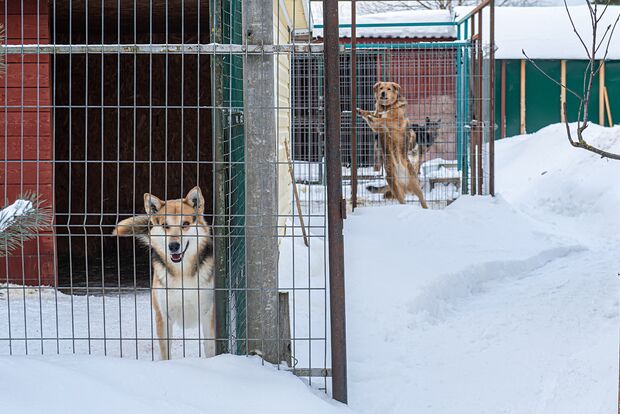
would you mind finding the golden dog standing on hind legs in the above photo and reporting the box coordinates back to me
[357,81,428,208]
[113,186,215,360]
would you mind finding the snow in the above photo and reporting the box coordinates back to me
[344,123,619,414]
[456,5,620,60]
[0,199,33,232]
[312,3,620,60]
[311,4,456,39]
[0,123,619,413]
[0,354,350,414]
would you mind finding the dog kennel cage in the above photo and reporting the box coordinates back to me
[293,3,496,208]
[0,0,346,398]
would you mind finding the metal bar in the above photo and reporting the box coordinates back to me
[520,59,526,134]
[313,21,458,29]
[489,0,496,196]
[291,368,332,377]
[477,11,483,195]
[350,0,357,210]
[455,0,492,24]
[323,0,348,404]
[343,41,470,50]
[0,43,325,54]
[470,15,476,195]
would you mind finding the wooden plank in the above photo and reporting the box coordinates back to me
[429,177,460,191]
[0,161,53,185]
[5,63,51,88]
[0,254,56,286]
[278,292,292,367]
[0,183,53,202]
[0,87,52,107]
[2,1,49,15]
[2,14,49,40]
[520,59,526,134]
[0,137,53,160]
[560,60,566,123]
[604,86,613,126]
[0,235,54,256]
[599,61,605,126]
[5,54,50,64]
[0,111,52,137]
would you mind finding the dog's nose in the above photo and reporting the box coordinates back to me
[380,91,386,98]
[168,241,181,252]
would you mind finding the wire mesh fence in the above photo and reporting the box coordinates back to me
[0,0,494,400]
[0,0,333,392]
[292,11,495,209]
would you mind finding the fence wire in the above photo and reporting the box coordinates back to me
[0,0,331,392]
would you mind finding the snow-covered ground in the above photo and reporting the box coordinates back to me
[0,354,350,414]
[345,123,619,414]
[0,123,618,413]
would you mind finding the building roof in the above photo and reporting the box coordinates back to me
[311,3,456,39]
[310,4,620,59]
[482,6,620,60]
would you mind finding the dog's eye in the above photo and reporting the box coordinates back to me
[182,221,190,228]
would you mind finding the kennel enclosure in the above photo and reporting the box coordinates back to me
[0,0,348,397]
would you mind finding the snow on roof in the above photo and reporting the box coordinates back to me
[486,6,620,60]
[310,3,620,59]
[311,3,456,39]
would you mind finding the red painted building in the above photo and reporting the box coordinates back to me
[0,1,54,285]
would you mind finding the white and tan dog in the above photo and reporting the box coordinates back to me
[113,187,215,360]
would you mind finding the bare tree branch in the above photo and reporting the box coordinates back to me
[522,50,583,100]
[523,0,620,160]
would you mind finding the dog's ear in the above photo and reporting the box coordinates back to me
[373,82,381,93]
[185,186,204,214]
[392,83,401,96]
[144,193,164,215]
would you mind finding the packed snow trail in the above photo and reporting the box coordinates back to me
[345,124,619,414]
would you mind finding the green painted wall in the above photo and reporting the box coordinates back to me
[496,59,619,138]
[526,60,561,131]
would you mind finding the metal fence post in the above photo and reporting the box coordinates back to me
[323,0,348,404]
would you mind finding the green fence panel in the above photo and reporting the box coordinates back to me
[526,60,561,133]
[566,60,600,124]
[504,60,521,137]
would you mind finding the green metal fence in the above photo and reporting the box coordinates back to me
[213,0,246,355]
[496,59,620,137]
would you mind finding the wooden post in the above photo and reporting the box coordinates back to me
[604,86,613,126]
[278,292,292,367]
[560,60,566,123]
[284,140,309,247]
[599,61,605,126]
[520,59,526,135]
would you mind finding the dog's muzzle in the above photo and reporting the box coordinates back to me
[170,241,189,263]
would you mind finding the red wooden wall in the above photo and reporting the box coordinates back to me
[0,1,55,285]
